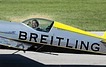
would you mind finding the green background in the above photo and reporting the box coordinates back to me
[0,0,106,31]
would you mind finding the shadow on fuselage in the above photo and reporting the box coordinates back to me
[27,44,106,55]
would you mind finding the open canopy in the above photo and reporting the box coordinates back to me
[22,18,54,32]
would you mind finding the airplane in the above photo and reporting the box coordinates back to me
[0,18,106,55]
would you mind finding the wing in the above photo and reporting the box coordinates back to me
[0,36,32,50]
[0,36,105,55]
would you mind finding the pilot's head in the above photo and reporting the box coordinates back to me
[32,20,39,28]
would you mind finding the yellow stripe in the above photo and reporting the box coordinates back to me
[53,21,105,39]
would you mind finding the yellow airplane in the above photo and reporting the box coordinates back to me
[0,18,106,54]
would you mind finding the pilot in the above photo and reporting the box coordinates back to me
[32,20,39,29]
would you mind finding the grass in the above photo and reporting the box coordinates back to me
[0,0,106,31]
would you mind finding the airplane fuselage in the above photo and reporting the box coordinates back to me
[0,19,106,54]
[19,31,100,52]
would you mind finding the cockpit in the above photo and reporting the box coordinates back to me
[22,18,54,32]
